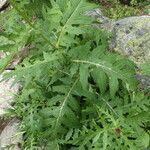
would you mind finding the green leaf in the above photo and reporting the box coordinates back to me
[0,52,16,73]
[55,0,97,47]
[0,44,15,51]
[93,132,101,143]
[140,60,150,75]
[103,132,108,150]
[73,60,123,79]
[54,78,79,131]
[91,68,108,94]
[80,64,89,90]
[109,76,119,99]
[65,129,74,141]
[56,0,68,12]
[138,132,149,148]
[2,0,149,149]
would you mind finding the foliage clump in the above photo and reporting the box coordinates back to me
[0,0,150,149]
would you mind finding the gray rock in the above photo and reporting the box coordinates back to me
[86,9,150,64]
[0,0,7,9]
[0,119,21,150]
[109,16,150,88]
[0,71,21,149]
[84,9,115,32]
[112,16,150,65]
[86,9,150,88]
[0,71,19,116]
[135,74,150,89]
[84,9,110,22]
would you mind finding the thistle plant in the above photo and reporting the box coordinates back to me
[0,0,149,149]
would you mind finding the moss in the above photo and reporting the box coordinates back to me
[104,4,141,19]
[90,0,150,19]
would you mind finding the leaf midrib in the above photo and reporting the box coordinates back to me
[55,77,79,129]
[56,0,83,47]
[73,59,128,80]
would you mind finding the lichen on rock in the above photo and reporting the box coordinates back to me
[87,9,150,88]
[112,16,150,65]
[85,10,150,65]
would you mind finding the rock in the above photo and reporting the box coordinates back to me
[0,71,21,149]
[112,16,150,65]
[109,15,150,88]
[0,119,21,150]
[135,74,150,89]
[0,52,21,149]
[0,71,19,116]
[84,8,115,32]
[0,0,7,8]
[0,0,8,12]
[84,9,110,23]
[87,9,150,88]
[86,9,150,64]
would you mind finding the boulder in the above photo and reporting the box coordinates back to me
[86,9,150,65]
[86,9,150,88]
[110,16,150,88]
